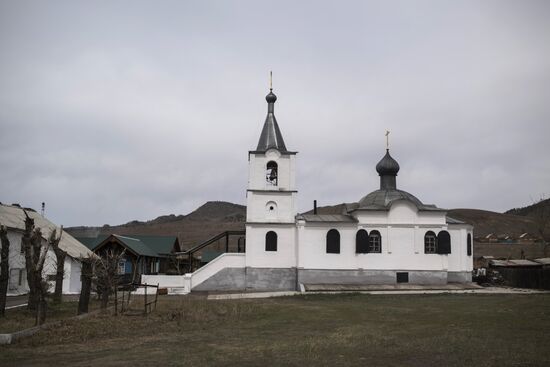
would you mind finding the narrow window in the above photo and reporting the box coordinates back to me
[266,161,278,186]
[467,233,472,256]
[368,230,382,253]
[356,229,369,253]
[326,229,340,254]
[437,231,451,254]
[118,260,126,275]
[265,231,277,251]
[424,231,437,254]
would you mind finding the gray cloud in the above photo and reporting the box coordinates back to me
[1,0,549,226]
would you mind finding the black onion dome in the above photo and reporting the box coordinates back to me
[265,90,277,103]
[376,149,400,176]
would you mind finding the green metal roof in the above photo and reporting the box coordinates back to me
[112,235,159,257]
[75,234,178,258]
[124,235,179,255]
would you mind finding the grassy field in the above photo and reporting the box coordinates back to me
[0,299,101,334]
[1,293,549,366]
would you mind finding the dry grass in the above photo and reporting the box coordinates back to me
[1,293,549,366]
[0,299,101,334]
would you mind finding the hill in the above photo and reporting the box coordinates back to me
[446,209,538,238]
[505,198,550,217]
[66,201,246,249]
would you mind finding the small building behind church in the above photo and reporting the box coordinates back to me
[183,87,474,292]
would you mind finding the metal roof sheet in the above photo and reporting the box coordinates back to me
[76,234,177,257]
[490,259,541,267]
[112,235,159,257]
[255,90,289,153]
[0,204,93,259]
[299,214,358,223]
[446,216,466,224]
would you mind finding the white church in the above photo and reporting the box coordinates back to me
[184,87,474,292]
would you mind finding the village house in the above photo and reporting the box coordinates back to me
[0,203,93,295]
[76,234,182,282]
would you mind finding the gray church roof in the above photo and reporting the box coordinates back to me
[297,214,358,223]
[348,189,444,212]
[255,89,289,153]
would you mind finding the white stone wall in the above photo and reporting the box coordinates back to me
[5,229,83,295]
[246,191,297,223]
[248,150,296,191]
[245,224,297,268]
[297,223,459,271]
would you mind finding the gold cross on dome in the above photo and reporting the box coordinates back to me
[385,130,390,149]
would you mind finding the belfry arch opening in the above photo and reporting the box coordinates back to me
[266,161,278,186]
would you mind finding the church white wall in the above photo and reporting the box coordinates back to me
[354,201,447,225]
[298,224,441,271]
[446,226,474,273]
[246,191,297,223]
[245,224,296,268]
[296,223,472,274]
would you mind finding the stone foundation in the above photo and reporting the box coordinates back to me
[447,271,472,283]
[298,269,448,285]
[192,267,471,292]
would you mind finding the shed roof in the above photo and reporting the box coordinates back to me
[490,259,542,267]
[0,203,93,259]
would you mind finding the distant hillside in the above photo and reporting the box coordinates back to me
[66,201,246,249]
[505,198,550,217]
[447,209,538,238]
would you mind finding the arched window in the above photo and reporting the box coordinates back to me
[467,233,472,256]
[437,231,451,254]
[424,231,437,254]
[368,230,382,253]
[326,229,340,254]
[266,161,278,186]
[265,231,277,252]
[356,229,369,253]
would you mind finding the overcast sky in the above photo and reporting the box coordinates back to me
[1,0,549,227]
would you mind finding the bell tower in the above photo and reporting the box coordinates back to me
[246,86,297,224]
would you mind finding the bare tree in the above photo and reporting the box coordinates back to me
[78,257,93,315]
[21,213,38,310]
[0,225,10,317]
[49,228,66,303]
[21,211,50,324]
[93,249,125,310]
[531,196,550,257]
